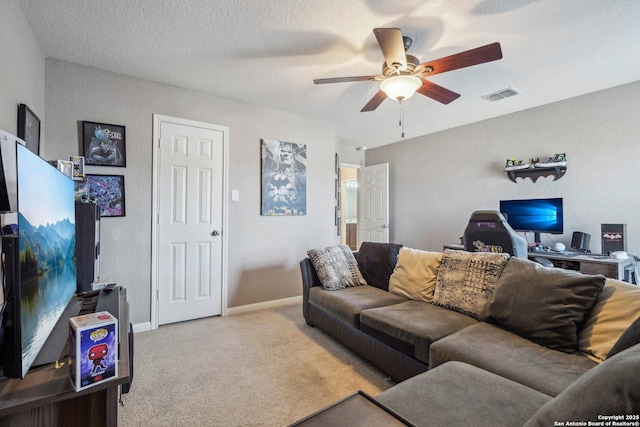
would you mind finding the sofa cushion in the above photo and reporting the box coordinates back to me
[433,250,510,320]
[577,278,640,362]
[607,315,640,358]
[388,248,443,303]
[355,242,403,290]
[524,343,640,426]
[484,257,606,353]
[360,300,478,363]
[429,322,597,397]
[308,285,407,328]
[307,245,366,291]
[377,361,552,427]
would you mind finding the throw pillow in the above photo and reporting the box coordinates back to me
[523,343,640,427]
[577,279,640,362]
[307,245,367,291]
[432,250,510,320]
[388,248,443,303]
[484,257,606,353]
[607,315,640,359]
[356,242,403,290]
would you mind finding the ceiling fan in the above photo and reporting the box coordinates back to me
[314,28,503,112]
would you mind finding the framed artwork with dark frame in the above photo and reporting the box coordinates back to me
[17,104,41,155]
[86,174,126,217]
[82,121,126,167]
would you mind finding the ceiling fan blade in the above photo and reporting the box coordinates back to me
[416,79,461,104]
[420,42,502,76]
[313,76,378,84]
[361,90,387,112]
[373,28,407,71]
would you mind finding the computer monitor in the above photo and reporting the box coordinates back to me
[499,197,563,243]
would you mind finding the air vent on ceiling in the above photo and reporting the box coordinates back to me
[482,87,520,102]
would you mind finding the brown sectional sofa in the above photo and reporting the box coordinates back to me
[299,243,640,426]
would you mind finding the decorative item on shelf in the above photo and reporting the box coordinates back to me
[504,153,567,183]
[57,160,73,179]
[535,153,567,168]
[74,180,90,201]
[69,155,86,181]
[504,158,531,171]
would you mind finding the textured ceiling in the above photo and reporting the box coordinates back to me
[17,0,640,150]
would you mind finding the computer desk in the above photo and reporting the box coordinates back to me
[443,244,633,281]
[527,251,633,280]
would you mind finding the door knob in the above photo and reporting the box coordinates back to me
[211,230,221,236]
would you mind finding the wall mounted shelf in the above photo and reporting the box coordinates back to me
[505,166,566,183]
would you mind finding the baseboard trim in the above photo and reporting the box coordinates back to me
[132,296,301,332]
[132,322,152,333]
[226,295,302,316]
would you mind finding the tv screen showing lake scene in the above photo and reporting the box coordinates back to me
[17,144,76,377]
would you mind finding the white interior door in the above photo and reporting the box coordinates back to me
[155,118,226,325]
[357,163,389,247]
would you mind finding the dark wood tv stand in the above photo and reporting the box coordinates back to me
[0,289,129,427]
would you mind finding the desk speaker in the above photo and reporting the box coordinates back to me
[571,232,590,252]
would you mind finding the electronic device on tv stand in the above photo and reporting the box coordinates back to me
[500,197,564,244]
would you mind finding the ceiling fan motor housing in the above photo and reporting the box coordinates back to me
[382,54,420,76]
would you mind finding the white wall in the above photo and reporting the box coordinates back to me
[42,59,339,324]
[366,81,640,256]
[0,0,45,137]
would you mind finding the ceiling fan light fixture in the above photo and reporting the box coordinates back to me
[380,75,422,101]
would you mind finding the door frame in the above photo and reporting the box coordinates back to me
[151,114,229,330]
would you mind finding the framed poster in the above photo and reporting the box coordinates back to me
[82,121,126,166]
[261,139,306,216]
[17,104,40,155]
[86,174,126,217]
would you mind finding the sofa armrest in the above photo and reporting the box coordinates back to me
[300,258,322,325]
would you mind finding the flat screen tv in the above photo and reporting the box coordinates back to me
[2,142,77,378]
[499,197,563,243]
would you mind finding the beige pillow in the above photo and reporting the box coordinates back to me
[388,248,443,303]
[577,279,640,362]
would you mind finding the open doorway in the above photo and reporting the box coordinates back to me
[339,166,358,250]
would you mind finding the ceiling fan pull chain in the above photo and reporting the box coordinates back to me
[400,100,405,138]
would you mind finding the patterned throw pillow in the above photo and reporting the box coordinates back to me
[433,250,510,319]
[307,245,367,291]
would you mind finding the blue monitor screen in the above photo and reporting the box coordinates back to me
[499,197,563,234]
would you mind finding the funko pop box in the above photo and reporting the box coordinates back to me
[69,311,118,391]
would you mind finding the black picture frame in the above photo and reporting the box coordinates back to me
[17,104,40,155]
[86,174,126,217]
[82,121,126,167]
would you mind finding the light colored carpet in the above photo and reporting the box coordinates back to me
[118,303,394,426]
